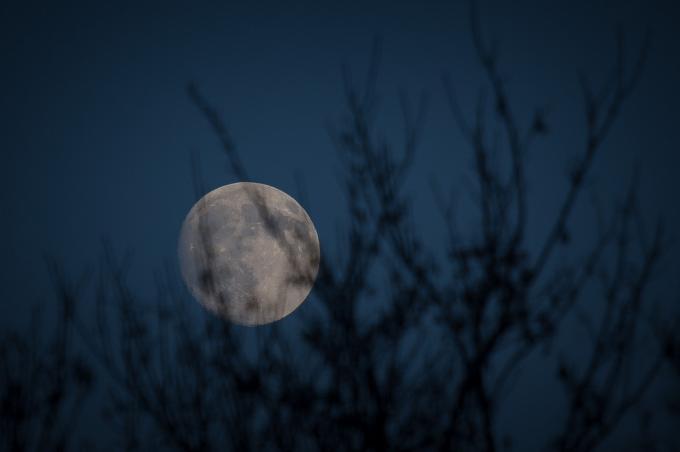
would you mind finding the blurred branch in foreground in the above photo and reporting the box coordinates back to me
[4,3,676,452]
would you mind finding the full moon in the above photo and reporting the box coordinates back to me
[178,182,320,326]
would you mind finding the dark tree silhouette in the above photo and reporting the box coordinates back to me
[2,5,676,452]
[0,261,93,451]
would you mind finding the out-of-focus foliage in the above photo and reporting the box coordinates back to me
[2,5,677,452]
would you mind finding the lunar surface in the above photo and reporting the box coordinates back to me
[178,182,320,325]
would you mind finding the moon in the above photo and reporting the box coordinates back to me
[178,182,320,326]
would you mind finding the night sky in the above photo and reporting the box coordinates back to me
[2,0,680,450]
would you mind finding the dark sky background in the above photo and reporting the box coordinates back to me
[2,0,680,449]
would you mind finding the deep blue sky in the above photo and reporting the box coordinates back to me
[3,0,680,315]
[2,0,680,448]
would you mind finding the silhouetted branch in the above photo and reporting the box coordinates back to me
[11,5,672,452]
